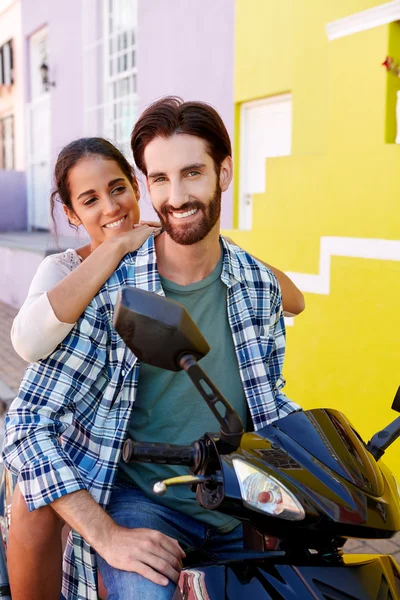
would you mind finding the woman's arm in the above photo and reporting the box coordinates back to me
[47,225,159,323]
[261,262,305,317]
[224,237,305,316]
[11,225,160,362]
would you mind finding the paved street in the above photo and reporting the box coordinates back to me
[0,301,27,398]
[0,299,399,561]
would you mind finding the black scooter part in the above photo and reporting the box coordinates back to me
[174,556,400,599]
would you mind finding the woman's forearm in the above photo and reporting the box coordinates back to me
[47,237,127,324]
[262,262,305,316]
[224,237,305,316]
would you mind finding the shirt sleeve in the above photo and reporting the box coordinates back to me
[11,254,77,362]
[3,300,109,511]
[267,275,302,418]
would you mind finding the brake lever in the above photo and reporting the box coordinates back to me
[153,474,222,496]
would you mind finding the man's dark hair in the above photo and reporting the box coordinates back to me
[131,96,232,176]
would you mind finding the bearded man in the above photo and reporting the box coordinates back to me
[4,97,301,600]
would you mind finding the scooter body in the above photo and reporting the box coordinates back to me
[171,408,400,599]
[175,554,400,599]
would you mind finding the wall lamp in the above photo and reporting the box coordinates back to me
[40,62,56,92]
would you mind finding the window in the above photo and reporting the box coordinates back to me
[83,0,138,157]
[0,40,14,86]
[29,28,49,99]
[0,114,14,170]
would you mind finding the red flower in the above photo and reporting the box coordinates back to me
[382,56,393,70]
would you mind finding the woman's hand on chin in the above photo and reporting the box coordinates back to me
[111,223,162,258]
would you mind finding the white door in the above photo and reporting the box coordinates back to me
[239,94,292,230]
[27,27,51,230]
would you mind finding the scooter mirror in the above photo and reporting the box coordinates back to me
[113,287,210,371]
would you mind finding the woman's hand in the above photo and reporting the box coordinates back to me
[113,223,162,258]
[139,220,162,228]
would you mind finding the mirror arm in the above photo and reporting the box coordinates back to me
[366,415,400,461]
[178,353,244,449]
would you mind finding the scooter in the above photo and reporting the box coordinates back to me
[114,286,400,600]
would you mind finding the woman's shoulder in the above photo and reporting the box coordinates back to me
[41,248,82,274]
[29,249,82,292]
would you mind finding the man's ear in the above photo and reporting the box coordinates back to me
[219,156,233,192]
[133,176,141,201]
[63,204,81,227]
[145,177,151,194]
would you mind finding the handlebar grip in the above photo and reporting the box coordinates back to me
[122,439,197,466]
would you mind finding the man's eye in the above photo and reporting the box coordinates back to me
[187,171,200,177]
[154,177,166,183]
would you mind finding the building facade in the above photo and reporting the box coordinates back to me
[0,0,235,306]
[225,0,400,475]
[0,0,26,231]
[0,0,235,235]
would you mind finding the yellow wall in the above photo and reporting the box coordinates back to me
[226,1,400,474]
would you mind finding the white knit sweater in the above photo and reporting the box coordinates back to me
[11,249,82,362]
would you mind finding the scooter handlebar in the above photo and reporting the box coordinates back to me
[122,439,200,467]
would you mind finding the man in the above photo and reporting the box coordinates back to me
[3,97,301,599]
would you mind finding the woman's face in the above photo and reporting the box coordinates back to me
[66,156,140,250]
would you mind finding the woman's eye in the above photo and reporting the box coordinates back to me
[84,197,97,206]
[112,186,126,194]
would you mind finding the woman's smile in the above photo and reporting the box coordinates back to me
[103,215,128,229]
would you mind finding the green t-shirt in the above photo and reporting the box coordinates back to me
[119,251,248,532]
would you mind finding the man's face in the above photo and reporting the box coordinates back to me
[144,134,231,245]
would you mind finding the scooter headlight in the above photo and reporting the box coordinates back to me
[233,458,305,521]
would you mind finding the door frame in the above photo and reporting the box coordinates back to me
[238,93,292,230]
[26,25,51,230]
[26,94,51,230]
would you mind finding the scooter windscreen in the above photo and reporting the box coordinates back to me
[271,409,383,496]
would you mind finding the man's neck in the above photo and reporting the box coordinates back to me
[155,226,221,285]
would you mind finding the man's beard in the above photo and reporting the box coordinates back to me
[155,182,221,246]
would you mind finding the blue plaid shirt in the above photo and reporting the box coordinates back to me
[3,236,300,599]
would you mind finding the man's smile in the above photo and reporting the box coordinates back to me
[170,208,199,220]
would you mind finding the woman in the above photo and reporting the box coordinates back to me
[7,137,305,600]
[11,138,160,363]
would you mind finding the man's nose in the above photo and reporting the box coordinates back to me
[168,182,188,209]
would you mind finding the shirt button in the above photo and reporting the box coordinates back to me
[121,369,125,377]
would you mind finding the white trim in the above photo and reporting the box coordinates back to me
[396,90,400,143]
[326,0,400,40]
[285,237,400,296]
[284,316,295,327]
[238,103,250,230]
[26,95,51,230]
[238,94,292,231]
[25,102,33,230]
[241,93,292,110]
[284,236,400,327]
